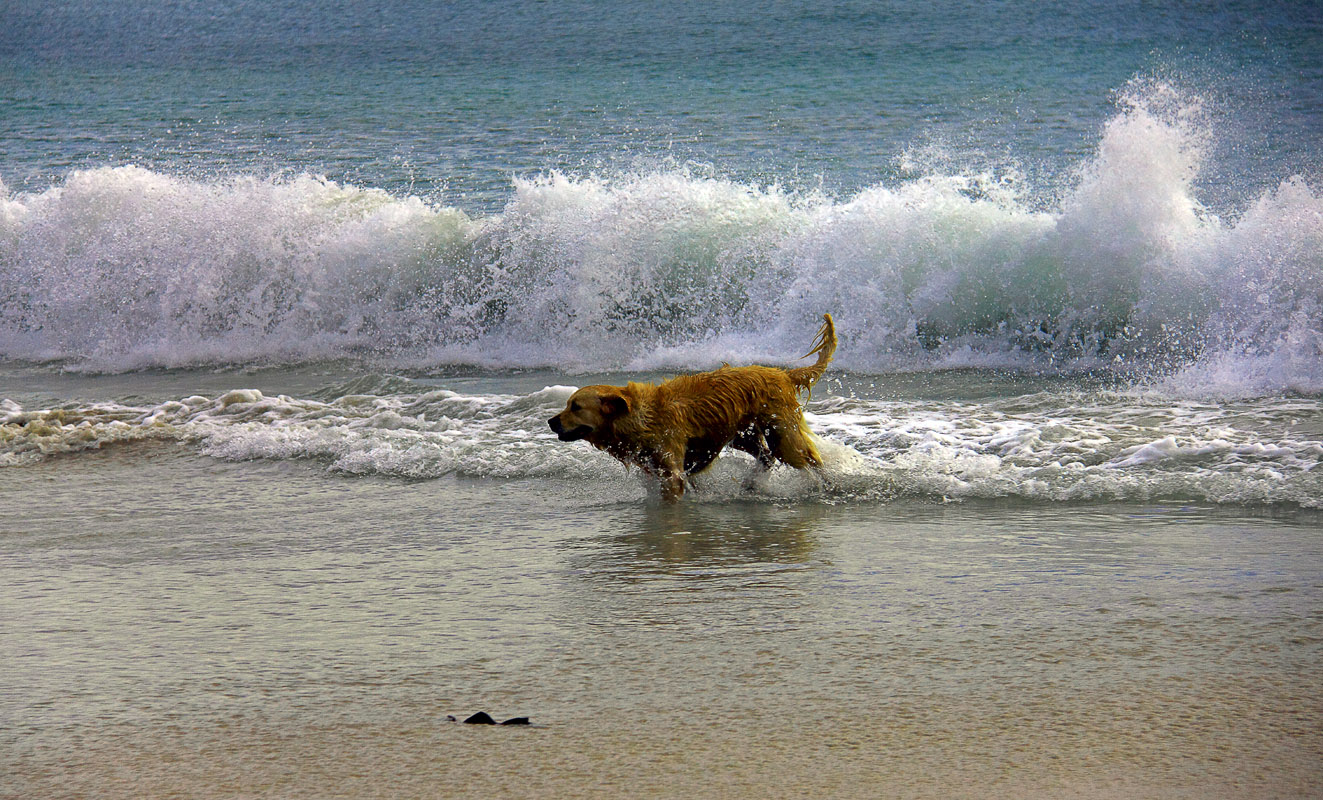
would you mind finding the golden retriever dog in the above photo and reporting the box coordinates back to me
[549,314,837,502]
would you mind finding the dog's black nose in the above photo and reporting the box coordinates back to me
[548,416,562,433]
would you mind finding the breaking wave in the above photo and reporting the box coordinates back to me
[1,83,1319,398]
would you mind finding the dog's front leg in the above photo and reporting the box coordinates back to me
[660,472,685,503]
[652,448,687,503]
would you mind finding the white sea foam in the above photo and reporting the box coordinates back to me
[3,382,1319,507]
[0,84,1319,397]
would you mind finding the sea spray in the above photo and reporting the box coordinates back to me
[1154,175,1323,398]
[468,170,808,369]
[1,85,1319,396]
[0,168,480,367]
[1051,82,1211,356]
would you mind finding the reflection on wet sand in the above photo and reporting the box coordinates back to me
[572,501,829,576]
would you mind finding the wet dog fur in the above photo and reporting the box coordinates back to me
[548,314,837,502]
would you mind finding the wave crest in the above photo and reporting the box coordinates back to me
[1,84,1319,396]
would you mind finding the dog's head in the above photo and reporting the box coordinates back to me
[548,385,631,442]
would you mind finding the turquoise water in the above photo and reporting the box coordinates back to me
[5,0,1321,208]
[4,2,1323,796]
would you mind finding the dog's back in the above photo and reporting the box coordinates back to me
[657,313,836,437]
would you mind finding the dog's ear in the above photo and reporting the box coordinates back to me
[599,391,631,418]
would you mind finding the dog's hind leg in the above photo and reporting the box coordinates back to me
[770,420,823,470]
[774,422,838,495]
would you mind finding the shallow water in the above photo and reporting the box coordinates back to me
[3,437,1321,798]
[3,361,1322,798]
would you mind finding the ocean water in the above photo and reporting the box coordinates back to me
[3,1,1323,797]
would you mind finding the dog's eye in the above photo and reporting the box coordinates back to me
[570,402,580,412]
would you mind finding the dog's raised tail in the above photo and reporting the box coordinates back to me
[788,313,837,395]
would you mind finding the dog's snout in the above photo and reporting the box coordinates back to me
[548,416,563,434]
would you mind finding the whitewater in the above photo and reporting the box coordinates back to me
[0,365,1319,508]
[3,85,1319,399]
